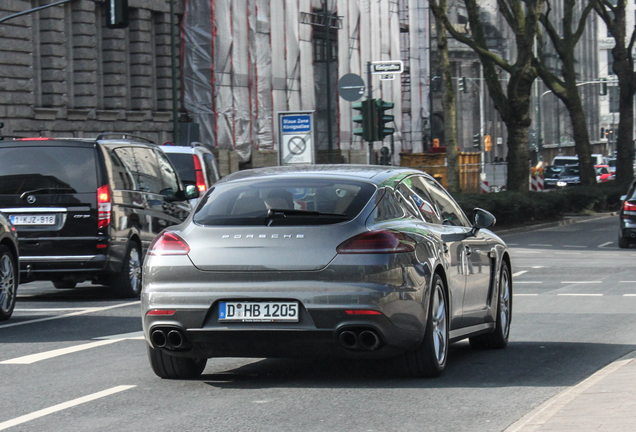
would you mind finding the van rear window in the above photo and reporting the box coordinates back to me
[0,146,98,194]
[164,153,196,183]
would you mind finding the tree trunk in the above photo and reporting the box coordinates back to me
[614,67,635,185]
[435,12,460,193]
[564,87,596,186]
[506,121,531,192]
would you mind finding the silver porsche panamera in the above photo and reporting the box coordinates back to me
[141,165,512,379]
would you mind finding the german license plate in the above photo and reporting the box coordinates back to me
[219,301,299,322]
[10,214,56,225]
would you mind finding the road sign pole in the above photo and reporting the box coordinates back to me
[367,61,374,164]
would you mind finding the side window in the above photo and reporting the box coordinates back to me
[110,147,137,191]
[202,153,220,183]
[421,176,471,227]
[373,187,406,222]
[397,176,440,224]
[155,150,180,196]
[132,147,163,194]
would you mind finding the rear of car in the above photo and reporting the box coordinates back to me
[556,165,580,187]
[0,140,106,282]
[619,180,636,248]
[543,165,563,189]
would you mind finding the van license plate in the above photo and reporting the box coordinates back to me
[10,215,56,225]
[219,301,299,322]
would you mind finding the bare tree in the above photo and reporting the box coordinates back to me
[431,0,545,192]
[432,0,460,193]
[594,0,636,185]
[535,0,597,186]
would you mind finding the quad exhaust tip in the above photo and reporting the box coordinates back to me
[338,329,382,351]
[151,328,186,350]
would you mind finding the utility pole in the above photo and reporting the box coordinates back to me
[169,0,179,145]
[324,2,334,163]
[367,61,374,164]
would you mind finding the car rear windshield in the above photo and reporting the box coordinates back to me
[164,153,196,184]
[561,165,580,176]
[193,177,376,226]
[0,145,98,194]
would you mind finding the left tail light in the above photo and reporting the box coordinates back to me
[337,230,416,254]
[148,232,190,256]
[193,155,207,192]
[97,185,111,229]
[623,200,636,217]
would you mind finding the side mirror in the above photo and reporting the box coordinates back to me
[621,195,627,201]
[470,208,496,236]
[184,184,200,200]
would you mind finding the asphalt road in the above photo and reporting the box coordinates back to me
[1,215,635,432]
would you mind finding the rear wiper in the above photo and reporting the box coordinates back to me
[266,208,348,225]
[20,187,75,199]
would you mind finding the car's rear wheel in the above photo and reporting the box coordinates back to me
[0,245,17,321]
[470,260,512,349]
[618,235,630,249]
[111,242,142,298]
[147,344,207,379]
[403,273,448,378]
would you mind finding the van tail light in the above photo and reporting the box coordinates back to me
[337,230,416,254]
[622,200,636,216]
[148,232,190,256]
[193,155,206,192]
[97,185,111,229]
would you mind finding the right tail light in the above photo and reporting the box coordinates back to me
[337,230,416,254]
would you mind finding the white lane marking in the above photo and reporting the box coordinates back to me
[515,251,542,254]
[598,241,613,248]
[561,281,602,284]
[624,294,636,297]
[557,294,603,296]
[507,243,519,246]
[0,332,144,365]
[14,308,92,312]
[0,385,136,431]
[514,281,543,284]
[0,301,140,329]
[532,266,545,269]
[513,270,528,277]
[504,350,636,432]
[514,294,539,296]
[528,244,552,247]
[563,245,586,248]
[554,252,581,255]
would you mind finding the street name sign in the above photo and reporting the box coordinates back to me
[371,60,403,74]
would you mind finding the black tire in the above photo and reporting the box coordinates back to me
[618,235,630,249]
[53,280,77,289]
[110,241,142,298]
[403,273,449,378]
[147,344,207,379]
[470,260,512,350]
[0,245,18,321]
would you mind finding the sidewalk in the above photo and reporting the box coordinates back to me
[504,350,636,431]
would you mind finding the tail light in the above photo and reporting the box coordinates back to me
[193,155,206,192]
[97,185,111,229]
[337,230,416,254]
[622,200,636,217]
[148,232,190,256]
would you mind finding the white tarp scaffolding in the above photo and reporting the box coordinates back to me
[182,0,428,163]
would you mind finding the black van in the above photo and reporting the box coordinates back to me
[0,134,198,297]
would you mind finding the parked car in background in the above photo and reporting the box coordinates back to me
[543,165,563,189]
[552,154,604,166]
[0,212,19,320]
[0,134,198,297]
[619,179,636,248]
[556,165,581,187]
[606,158,616,175]
[595,165,614,182]
[159,143,220,207]
[142,165,513,379]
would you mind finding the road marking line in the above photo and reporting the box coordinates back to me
[514,281,543,284]
[560,281,602,284]
[513,270,528,277]
[0,301,140,330]
[557,293,603,296]
[598,241,613,248]
[532,266,545,269]
[0,385,136,431]
[563,245,586,248]
[624,294,636,297]
[0,332,144,365]
[528,244,552,247]
[515,251,542,254]
[554,252,581,255]
[14,308,94,312]
[514,294,539,296]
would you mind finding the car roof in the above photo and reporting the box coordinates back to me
[2,137,157,149]
[219,165,425,186]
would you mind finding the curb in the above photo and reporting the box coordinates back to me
[494,212,617,236]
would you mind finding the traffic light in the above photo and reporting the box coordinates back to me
[458,77,465,92]
[600,78,608,96]
[462,77,468,93]
[431,76,441,92]
[353,99,376,142]
[472,133,480,148]
[374,99,395,141]
[106,0,129,29]
[378,146,391,165]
